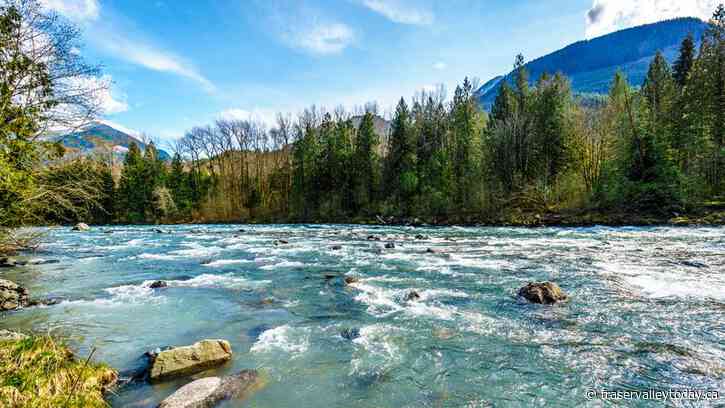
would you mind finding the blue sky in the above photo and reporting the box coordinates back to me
[41,0,720,142]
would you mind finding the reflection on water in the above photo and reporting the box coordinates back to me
[1,224,724,407]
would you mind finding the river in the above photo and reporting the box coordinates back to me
[1,224,723,407]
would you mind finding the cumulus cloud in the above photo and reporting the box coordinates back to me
[585,0,720,38]
[41,0,99,22]
[359,0,434,25]
[94,76,128,115]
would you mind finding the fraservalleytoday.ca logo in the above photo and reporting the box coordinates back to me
[586,388,720,402]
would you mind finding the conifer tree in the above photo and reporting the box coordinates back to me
[673,34,696,88]
[385,98,417,212]
[353,112,380,212]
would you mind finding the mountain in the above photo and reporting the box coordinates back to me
[475,17,709,109]
[47,121,171,161]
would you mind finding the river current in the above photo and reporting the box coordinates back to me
[1,224,723,407]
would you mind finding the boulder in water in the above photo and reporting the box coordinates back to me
[158,370,265,408]
[0,329,28,341]
[0,257,20,268]
[518,282,567,305]
[149,281,168,289]
[331,245,342,250]
[344,276,359,285]
[426,248,441,254]
[404,290,421,302]
[275,239,289,245]
[366,235,381,241]
[72,223,90,231]
[0,279,29,311]
[414,234,428,240]
[154,228,165,234]
[149,339,233,382]
[384,242,395,249]
[340,328,360,340]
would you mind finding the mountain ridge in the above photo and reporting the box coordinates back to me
[476,17,709,109]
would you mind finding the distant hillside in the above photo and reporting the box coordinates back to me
[47,121,170,161]
[476,17,709,109]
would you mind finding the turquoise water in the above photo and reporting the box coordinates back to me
[1,224,724,407]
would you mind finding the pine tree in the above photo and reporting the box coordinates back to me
[385,98,417,212]
[118,142,145,222]
[353,112,380,212]
[673,34,696,88]
[642,52,676,143]
[168,153,192,217]
[451,78,483,209]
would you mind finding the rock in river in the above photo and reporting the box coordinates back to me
[149,280,168,289]
[0,257,20,268]
[158,370,265,408]
[149,339,233,382]
[384,242,395,249]
[518,282,567,305]
[0,279,29,311]
[72,222,90,231]
[0,329,28,341]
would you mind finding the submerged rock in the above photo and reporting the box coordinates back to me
[340,327,360,340]
[275,239,289,245]
[149,339,233,382]
[0,279,29,311]
[384,242,395,249]
[158,370,265,408]
[518,282,567,305]
[154,228,165,234]
[426,248,441,254]
[404,290,421,302]
[331,245,342,250]
[72,223,90,231]
[344,276,359,285]
[414,234,429,240]
[0,329,28,341]
[366,235,381,241]
[149,281,168,289]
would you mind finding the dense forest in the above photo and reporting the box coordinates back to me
[1,1,724,239]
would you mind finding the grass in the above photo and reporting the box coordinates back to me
[0,335,117,408]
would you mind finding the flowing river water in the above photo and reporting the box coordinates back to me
[1,225,724,407]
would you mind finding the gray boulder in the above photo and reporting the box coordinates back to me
[0,279,29,311]
[0,329,28,341]
[149,339,233,382]
[157,370,265,408]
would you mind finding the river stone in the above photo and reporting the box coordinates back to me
[0,279,29,311]
[0,329,28,341]
[158,370,264,408]
[149,280,168,289]
[72,223,90,231]
[149,339,232,382]
[518,282,567,304]
[0,257,20,268]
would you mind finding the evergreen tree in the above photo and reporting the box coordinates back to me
[673,34,696,88]
[353,112,380,212]
[450,78,483,209]
[168,153,192,217]
[385,98,417,212]
[642,52,676,143]
[118,142,146,222]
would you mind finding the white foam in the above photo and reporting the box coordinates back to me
[598,262,725,301]
[168,274,269,289]
[250,325,309,355]
[203,259,252,267]
[350,324,404,375]
[260,260,305,270]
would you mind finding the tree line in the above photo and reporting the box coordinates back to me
[2,0,724,232]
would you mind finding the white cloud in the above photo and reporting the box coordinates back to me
[585,0,719,38]
[94,75,128,115]
[287,22,355,55]
[433,61,447,70]
[92,32,215,92]
[360,0,434,25]
[96,119,141,138]
[41,0,99,22]
[265,2,355,55]
[219,108,277,127]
